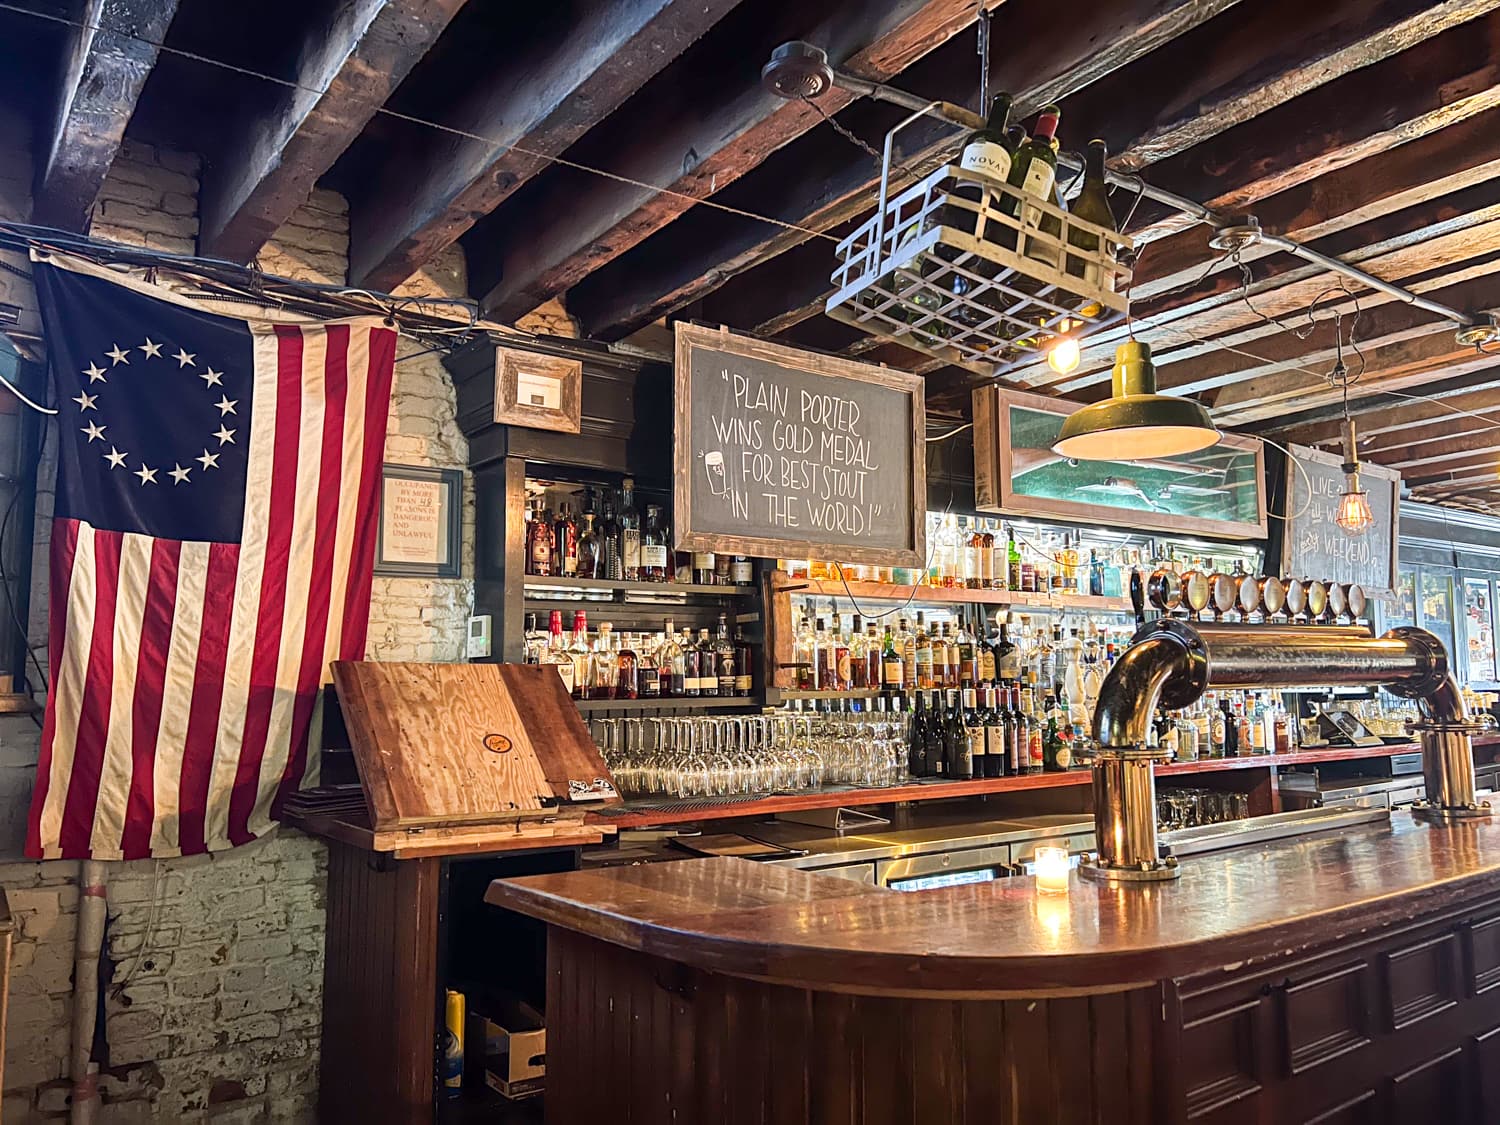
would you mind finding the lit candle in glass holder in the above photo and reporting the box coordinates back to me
[1034,846,1070,895]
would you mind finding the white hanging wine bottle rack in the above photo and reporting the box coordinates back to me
[826,107,1133,379]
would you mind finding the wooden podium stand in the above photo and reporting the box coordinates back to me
[287,662,618,1125]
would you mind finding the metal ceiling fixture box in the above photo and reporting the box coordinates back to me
[1051,339,1221,460]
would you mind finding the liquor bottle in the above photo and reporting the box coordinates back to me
[660,620,682,697]
[994,622,1020,684]
[914,612,934,690]
[908,690,930,777]
[934,622,951,688]
[1209,694,1227,757]
[1089,548,1105,597]
[618,479,642,580]
[814,618,835,692]
[793,615,817,691]
[958,516,978,589]
[1066,139,1118,296]
[683,627,703,697]
[714,552,733,586]
[698,628,719,697]
[640,504,669,582]
[1009,687,1028,776]
[832,612,851,691]
[599,500,622,580]
[1220,696,1238,756]
[1043,695,1067,771]
[731,554,754,586]
[673,546,694,584]
[577,513,601,579]
[1237,697,1254,755]
[526,499,554,577]
[522,612,545,664]
[863,622,881,690]
[960,686,983,781]
[882,626,904,693]
[1027,691,1045,774]
[977,622,997,685]
[957,621,976,687]
[713,614,737,697]
[693,549,716,585]
[734,627,754,697]
[554,503,578,578]
[638,635,662,698]
[540,610,574,693]
[614,633,638,700]
[977,520,996,590]
[848,616,868,690]
[567,611,591,699]
[982,686,1006,778]
[588,622,615,700]
[900,618,917,692]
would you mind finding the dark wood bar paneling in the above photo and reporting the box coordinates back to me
[320,841,440,1125]
[543,926,1163,1125]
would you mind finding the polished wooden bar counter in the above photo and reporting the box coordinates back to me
[490,812,1500,1123]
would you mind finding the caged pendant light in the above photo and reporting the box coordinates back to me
[1050,339,1220,460]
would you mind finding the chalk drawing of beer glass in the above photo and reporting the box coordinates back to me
[704,451,729,500]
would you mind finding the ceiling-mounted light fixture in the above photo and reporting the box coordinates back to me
[1336,416,1375,536]
[1046,332,1081,375]
[1050,339,1220,460]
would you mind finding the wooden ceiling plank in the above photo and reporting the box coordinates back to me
[1280,378,1500,449]
[32,0,181,230]
[197,0,464,264]
[1215,344,1500,427]
[568,0,1246,339]
[470,0,1002,323]
[1259,357,1500,435]
[346,0,742,292]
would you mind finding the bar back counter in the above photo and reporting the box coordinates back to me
[491,619,1500,1123]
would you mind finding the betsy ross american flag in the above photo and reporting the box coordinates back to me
[25,256,395,860]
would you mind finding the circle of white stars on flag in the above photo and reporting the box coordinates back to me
[78,337,238,487]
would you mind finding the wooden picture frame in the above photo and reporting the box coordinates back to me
[673,322,926,568]
[493,346,582,433]
[973,384,1269,540]
[375,464,463,578]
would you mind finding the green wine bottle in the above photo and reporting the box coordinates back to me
[1065,139,1119,310]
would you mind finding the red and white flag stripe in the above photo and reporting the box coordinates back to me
[26,319,394,860]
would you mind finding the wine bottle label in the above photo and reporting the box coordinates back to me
[639,667,661,696]
[732,559,753,583]
[735,673,753,693]
[968,728,986,759]
[693,551,714,568]
[559,552,578,577]
[959,140,1012,183]
[641,545,668,567]
[978,651,996,682]
[1021,159,1056,200]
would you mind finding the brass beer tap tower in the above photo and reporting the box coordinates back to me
[1081,614,1491,883]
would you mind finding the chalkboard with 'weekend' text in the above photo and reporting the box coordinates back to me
[673,323,926,567]
[1281,442,1400,596]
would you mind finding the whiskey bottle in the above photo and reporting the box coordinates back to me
[553,502,578,578]
[714,614,737,697]
[640,504,669,582]
[618,478,642,580]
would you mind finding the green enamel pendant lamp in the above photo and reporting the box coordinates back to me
[1051,339,1221,460]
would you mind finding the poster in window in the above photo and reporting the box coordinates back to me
[1465,577,1497,684]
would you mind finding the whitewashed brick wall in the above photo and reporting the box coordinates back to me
[0,121,483,1122]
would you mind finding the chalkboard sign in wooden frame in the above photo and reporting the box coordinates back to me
[1280,442,1400,597]
[674,323,926,567]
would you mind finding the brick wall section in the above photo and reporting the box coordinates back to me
[0,126,505,1121]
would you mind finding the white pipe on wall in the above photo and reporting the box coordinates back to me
[69,861,106,1125]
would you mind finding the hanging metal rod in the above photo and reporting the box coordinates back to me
[763,43,1500,348]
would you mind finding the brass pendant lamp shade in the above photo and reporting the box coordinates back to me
[1050,340,1221,460]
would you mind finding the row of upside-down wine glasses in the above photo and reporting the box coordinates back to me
[589,711,912,799]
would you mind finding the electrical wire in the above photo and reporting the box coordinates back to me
[0,367,56,414]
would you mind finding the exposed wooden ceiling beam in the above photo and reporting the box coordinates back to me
[197,0,463,263]
[1388,440,1500,477]
[1257,357,1500,435]
[566,0,1245,340]
[1124,102,1500,307]
[469,0,1000,323]
[347,0,740,292]
[1125,5,1500,245]
[32,0,180,230]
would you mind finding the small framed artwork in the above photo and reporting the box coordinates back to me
[493,346,582,433]
[375,465,463,578]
